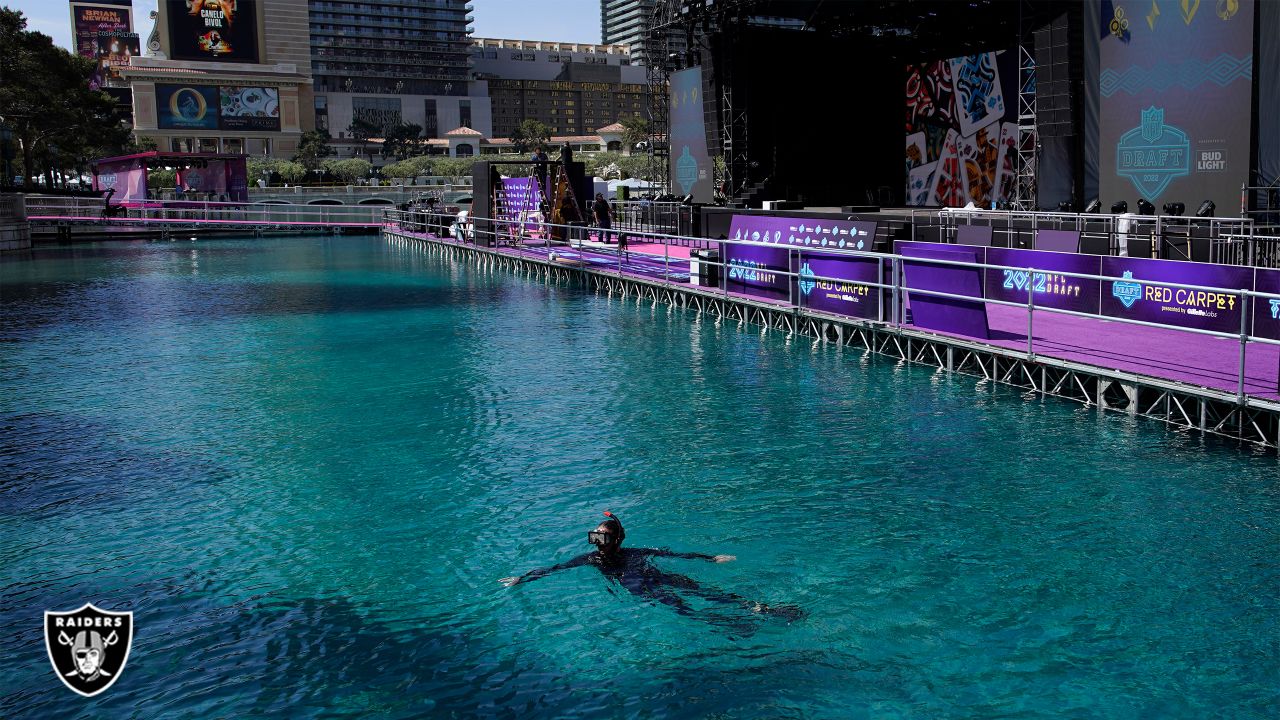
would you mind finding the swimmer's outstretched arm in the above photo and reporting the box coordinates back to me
[499,553,590,587]
[644,549,736,563]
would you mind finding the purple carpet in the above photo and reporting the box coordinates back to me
[930,304,1280,400]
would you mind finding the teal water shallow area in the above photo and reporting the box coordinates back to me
[1,236,1277,718]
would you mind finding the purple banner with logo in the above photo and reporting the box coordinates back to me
[724,215,878,302]
[796,252,882,319]
[498,177,542,231]
[723,242,790,301]
[729,215,877,252]
[1101,256,1252,334]
[1250,268,1280,340]
[985,247,1102,315]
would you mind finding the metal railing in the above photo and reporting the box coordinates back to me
[26,196,387,227]
[910,208,1256,263]
[384,208,1280,404]
[0,193,26,221]
[1215,235,1280,269]
[609,200,699,242]
[1243,183,1280,230]
[139,183,474,204]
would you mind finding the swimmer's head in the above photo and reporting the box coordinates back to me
[587,511,624,552]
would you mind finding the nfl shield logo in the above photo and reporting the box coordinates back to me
[1140,107,1164,143]
[1112,271,1143,309]
[44,603,133,697]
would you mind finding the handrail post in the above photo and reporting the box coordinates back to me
[723,248,730,300]
[788,247,795,307]
[663,237,669,285]
[1238,288,1249,404]
[1027,267,1036,359]
[890,256,900,326]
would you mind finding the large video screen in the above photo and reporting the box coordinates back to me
[904,51,1019,207]
[669,67,713,203]
[157,84,281,131]
[70,1,132,60]
[157,84,220,129]
[218,86,280,131]
[93,32,140,85]
[166,0,259,63]
[1099,0,1255,213]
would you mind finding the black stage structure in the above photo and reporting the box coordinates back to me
[646,0,1073,209]
[644,0,1278,216]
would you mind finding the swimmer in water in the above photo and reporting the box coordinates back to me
[500,511,803,628]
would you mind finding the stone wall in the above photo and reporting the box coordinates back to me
[0,193,31,251]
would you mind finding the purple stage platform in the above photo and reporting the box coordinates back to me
[391,227,1280,404]
[950,304,1280,401]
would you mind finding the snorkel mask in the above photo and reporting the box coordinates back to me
[587,511,625,547]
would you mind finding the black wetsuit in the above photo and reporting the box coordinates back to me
[510,548,803,629]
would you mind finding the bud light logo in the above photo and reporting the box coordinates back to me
[1112,270,1143,309]
[1116,107,1189,200]
[1198,149,1227,172]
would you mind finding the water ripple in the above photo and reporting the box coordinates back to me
[1,237,1278,718]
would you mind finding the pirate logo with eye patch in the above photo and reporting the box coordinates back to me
[44,603,133,697]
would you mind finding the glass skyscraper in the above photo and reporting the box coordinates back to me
[309,0,474,97]
[601,0,685,63]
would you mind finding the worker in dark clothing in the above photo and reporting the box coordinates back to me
[500,512,804,630]
[592,193,613,244]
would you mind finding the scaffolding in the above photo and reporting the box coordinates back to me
[644,0,681,196]
[1014,43,1038,210]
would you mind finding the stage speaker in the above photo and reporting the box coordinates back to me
[470,161,500,246]
[700,50,721,156]
[1032,12,1078,138]
[566,160,590,217]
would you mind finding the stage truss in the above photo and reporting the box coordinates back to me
[645,0,679,197]
[1015,42,1039,210]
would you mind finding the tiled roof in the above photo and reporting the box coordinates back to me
[444,126,483,137]
[487,134,604,145]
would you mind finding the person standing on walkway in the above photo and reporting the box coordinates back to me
[593,193,613,244]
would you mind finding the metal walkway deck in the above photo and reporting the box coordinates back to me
[384,226,1280,450]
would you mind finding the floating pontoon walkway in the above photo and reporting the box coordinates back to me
[387,224,1280,448]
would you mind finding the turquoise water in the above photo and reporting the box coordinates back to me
[1,235,1277,718]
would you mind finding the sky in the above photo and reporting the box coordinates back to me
[6,0,603,54]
